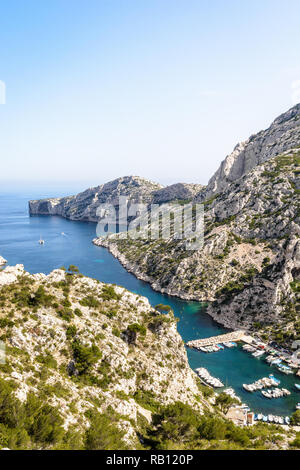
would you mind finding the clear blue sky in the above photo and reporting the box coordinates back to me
[1,0,300,188]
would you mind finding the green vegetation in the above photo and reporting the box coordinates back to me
[215,393,240,413]
[145,401,287,450]
[79,295,100,308]
[127,323,147,336]
[71,340,102,375]
[85,409,127,450]
[0,378,64,449]
[100,285,121,301]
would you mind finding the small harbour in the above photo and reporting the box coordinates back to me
[1,187,300,419]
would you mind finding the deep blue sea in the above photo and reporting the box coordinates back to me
[0,185,299,417]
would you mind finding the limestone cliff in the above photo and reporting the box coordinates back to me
[28,176,203,222]
[203,103,300,199]
[29,176,163,222]
[94,150,300,345]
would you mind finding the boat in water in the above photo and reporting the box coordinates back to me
[269,374,280,385]
[194,367,224,388]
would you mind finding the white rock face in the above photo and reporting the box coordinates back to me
[28,176,205,222]
[0,265,207,448]
[204,103,300,198]
[95,150,299,343]
[0,256,7,266]
[0,264,25,286]
[152,183,204,204]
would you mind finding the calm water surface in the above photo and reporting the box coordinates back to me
[0,187,299,416]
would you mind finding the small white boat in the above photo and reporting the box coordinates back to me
[39,238,45,245]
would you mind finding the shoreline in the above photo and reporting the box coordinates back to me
[92,237,246,332]
[92,238,300,367]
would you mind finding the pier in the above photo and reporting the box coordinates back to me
[187,330,252,349]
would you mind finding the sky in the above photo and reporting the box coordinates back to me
[0,0,300,190]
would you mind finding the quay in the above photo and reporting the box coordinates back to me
[187,330,253,349]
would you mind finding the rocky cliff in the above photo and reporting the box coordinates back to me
[28,104,300,346]
[28,176,163,222]
[28,176,204,222]
[94,150,300,345]
[203,103,300,199]
[0,263,208,449]
[1,263,297,450]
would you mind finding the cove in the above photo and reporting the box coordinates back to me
[0,188,299,417]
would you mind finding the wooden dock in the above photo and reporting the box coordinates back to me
[187,330,249,349]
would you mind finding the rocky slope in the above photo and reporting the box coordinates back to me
[28,176,203,222]
[1,263,298,450]
[152,183,204,204]
[0,263,207,449]
[28,176,163,222]
[204,103,300,199]
[94,150,300,345]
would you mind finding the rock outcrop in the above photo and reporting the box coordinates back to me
[0,256,7,266]
[29,176,163,222]
[203,103,300,199]
[0,265,205,448]
[153,183,204,204]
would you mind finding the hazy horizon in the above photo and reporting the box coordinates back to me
[1,0,300,187]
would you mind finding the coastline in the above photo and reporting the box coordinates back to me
[0,256,7,267]
[92,237,239,331]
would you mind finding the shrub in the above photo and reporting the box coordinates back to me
[66,325,77,340]
[100,285,121,301]
[85,411,126,450]
[291,410,300,426]
[79,296,100,308]
[36,353,57,370]
[71,340,102,375]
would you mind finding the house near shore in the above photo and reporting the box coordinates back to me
[225,406,254,426]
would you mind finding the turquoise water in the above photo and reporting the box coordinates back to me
[0,187,299,416]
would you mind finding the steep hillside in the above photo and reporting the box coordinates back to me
[152,183,204,204]
[0,264,297,450]
[204,103,300,198]
[28,176,163,222]
[0,263,206,449]
[94,150,300,345]
[28,177,204,222]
